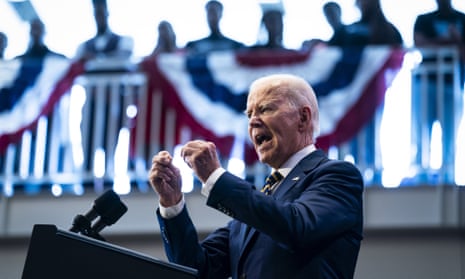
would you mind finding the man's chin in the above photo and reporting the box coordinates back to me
[255,144,275,163]
[257,153,271,165]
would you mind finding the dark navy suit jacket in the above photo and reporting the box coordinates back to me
[157,149,364,279]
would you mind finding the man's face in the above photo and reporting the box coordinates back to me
[246,86,302,169]
[30,19,44,42]
[159,22,175,42]
[206,3,222,31]
[324,5,342,29]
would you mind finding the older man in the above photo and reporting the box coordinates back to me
[149,74,364,279]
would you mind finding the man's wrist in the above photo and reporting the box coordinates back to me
[201,168,226,197]
[159,193,183,208]
[159,195,185,219]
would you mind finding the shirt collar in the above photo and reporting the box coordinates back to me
[273,144,316,178]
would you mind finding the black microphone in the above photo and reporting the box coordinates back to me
[70,189,127,239]
[70,189,119,232]
[91,200,128,234]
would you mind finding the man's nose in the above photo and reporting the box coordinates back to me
[248,115,262,127]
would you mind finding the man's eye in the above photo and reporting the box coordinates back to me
[261,107,271,113]
[246,106,273,118]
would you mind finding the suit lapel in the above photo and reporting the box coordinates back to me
[273,149,328,198]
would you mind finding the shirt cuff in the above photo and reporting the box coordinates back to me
[201,168,226,197]
[159,195,185,219]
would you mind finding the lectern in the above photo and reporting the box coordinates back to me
[22,224,198,279]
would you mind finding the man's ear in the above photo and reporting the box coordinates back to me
[299,107,311,129]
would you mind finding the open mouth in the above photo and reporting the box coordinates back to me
[255,133,272,146]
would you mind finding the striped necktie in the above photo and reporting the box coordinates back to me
[261,171,283,195]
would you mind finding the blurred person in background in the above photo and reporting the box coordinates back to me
[185,0,244,54]
[16,18,65,60]
[149,20,181,56]
[75,0,133,62]
[414,0,465,61]
[251,9,285,50]
[301,2,349,51]
[344,0,403,46]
